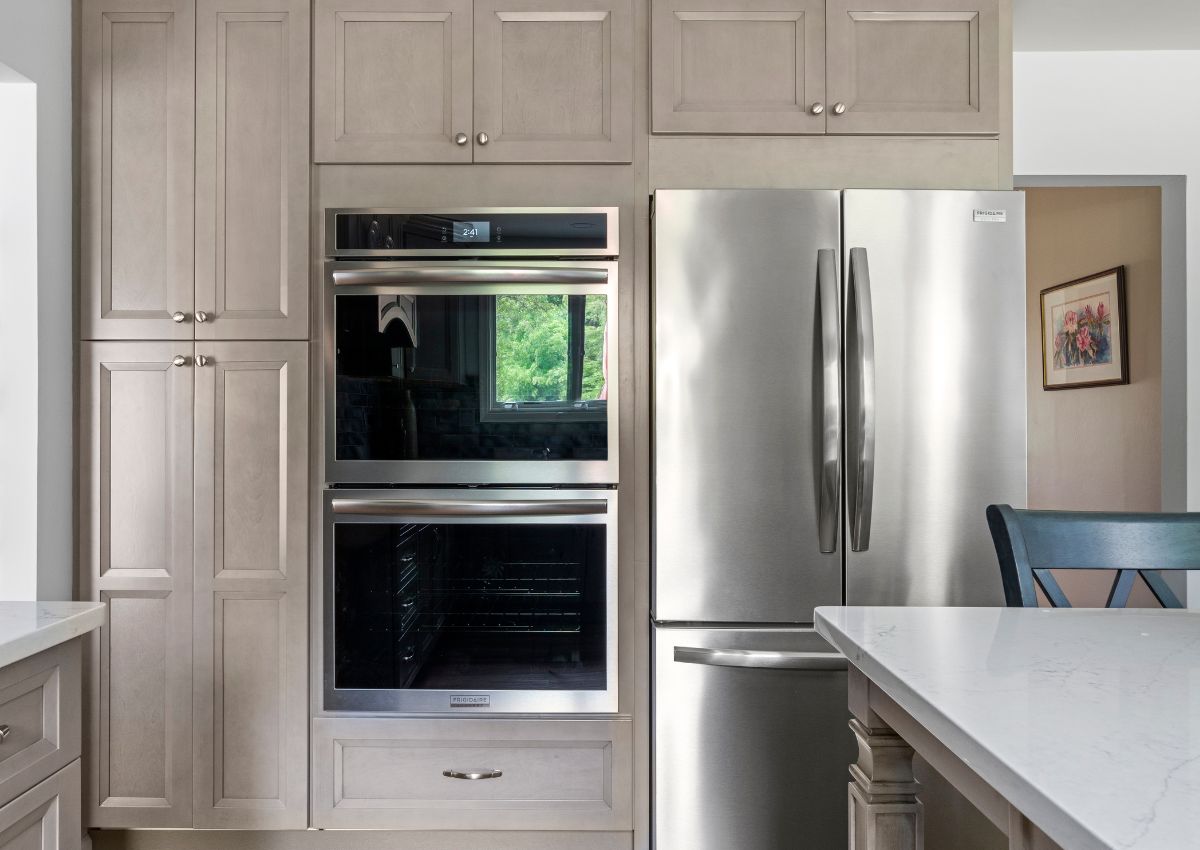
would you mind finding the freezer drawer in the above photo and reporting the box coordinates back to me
[653,626,852,850]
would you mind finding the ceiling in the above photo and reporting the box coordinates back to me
[1014,0,1200,51]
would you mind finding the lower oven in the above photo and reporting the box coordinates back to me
[323,488,617,714]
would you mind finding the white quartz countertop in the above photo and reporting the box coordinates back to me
[815,606,1200,850]
[0,602,105,669]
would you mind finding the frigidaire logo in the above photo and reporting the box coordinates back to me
[450,695,491,707]
[972,208,1007,223]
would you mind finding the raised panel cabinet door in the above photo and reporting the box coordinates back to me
[650,0,826,134]
[313,0,473,163]
[80,0,195,340]
[195,0,310,340]
[825,0,999,135]
[0,761,82,850]
[472,0,633,163]
[79,342,194,828]
[192,342,308,828]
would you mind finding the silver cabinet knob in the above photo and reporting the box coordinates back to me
[810,102,825,115]
[172,311,188,323]
[454,132,469,146]
[476,131,489,146]
[195,354,211,367]
[832,102,847,115]
[172,355,188,367]
[195,311,209,323]
[0,725,10,743]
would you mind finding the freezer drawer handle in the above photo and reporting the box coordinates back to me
[332,267,608,286]
[847,247,877,552]
[443,769,503,780]
[331,498,607,518]
[816,248,842,554]
[674,646,848,671]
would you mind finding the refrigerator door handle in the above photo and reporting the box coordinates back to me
[674,646,848,671]
[817,249,842,554]
[848,247,877,552]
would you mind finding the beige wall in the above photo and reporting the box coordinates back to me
[1025,186,1162,606]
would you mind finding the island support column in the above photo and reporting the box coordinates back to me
[847,666,924,850]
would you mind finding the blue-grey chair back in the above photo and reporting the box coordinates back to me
[986,504,1200,608]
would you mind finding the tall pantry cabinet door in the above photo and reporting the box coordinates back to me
[650,0,826,134]
[80,0,195,340]
[313,0,474,163]
[825,0,999,135]
[192,342,308,829]
[195,0,310,340]
[79,342,194,828]
[472,0,633,163]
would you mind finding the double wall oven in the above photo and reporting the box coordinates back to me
[322,208,619,714]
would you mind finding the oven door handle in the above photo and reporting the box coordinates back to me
[330,498,608,518]
[332,267,608,286]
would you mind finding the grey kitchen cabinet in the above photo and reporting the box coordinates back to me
[0,762,81,850]
[80,0,196,340]
[79,341,308,830]
[192,342,309,828]
[651,0,1001,137]
[650,0,826,134]
[81,0,311,340]
[313,0,633,163]
[195,0,311,340]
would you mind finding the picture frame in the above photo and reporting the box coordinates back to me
[1039,266,1129,391]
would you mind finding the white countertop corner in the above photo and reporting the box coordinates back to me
[0,601,106,669]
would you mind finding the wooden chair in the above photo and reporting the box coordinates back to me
[986,504,1200,608]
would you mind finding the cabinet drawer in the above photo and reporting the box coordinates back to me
[313,718,631,830]
[0,760,80,850]
[0,642,80,808]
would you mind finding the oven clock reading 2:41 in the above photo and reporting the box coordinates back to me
[453,221,490,243]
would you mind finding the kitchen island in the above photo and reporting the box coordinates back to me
[815,606,1200,850]
[0,602,105,850]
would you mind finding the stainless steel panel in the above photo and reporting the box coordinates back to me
[843,190,1028,606]
[653,189,842,623]
[653,625,851,850]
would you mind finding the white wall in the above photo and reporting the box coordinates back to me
[0,0,74,600]
[0,63,39,600]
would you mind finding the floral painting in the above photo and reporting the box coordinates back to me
[1040,267,1129,390]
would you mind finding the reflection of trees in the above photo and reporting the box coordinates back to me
[495,295,606,403]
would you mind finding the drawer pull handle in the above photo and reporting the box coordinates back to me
[443,769,502,781]
[0,725,10,742]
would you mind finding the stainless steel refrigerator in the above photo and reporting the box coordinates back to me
[652,189,1027,849]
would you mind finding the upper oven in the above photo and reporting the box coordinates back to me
[324,208,619,486]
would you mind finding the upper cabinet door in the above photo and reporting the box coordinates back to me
[650,0,826,135]
[313,0,473,163]
[80,0,195,340]
[195,0,310,340]
[825,0,999,135]
[472,0,633,163]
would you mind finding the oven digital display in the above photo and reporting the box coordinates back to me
[453,221,490,243]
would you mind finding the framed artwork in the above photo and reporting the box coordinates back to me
[1040,266,1129,390]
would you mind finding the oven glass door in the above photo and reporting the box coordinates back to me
[327,262,618,484]
[324,490,618,714]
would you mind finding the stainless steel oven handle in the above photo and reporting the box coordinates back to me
[673,647,848,671]
[443,769,503,781]
[332,267,608,286]
[331,498,608,518]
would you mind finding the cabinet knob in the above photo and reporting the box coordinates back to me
[476,131,490,146]
[810,102,825,115]
[172,311,188,323]
[172,355,188,367]
[0,725,10,743]
[195,311,210,323]
[454,132,469,146]
[196,354,211,367]
[832,102,848,115]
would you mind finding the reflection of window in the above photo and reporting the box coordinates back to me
[481,294,607,421]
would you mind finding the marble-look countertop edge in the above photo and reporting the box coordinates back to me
[0,602,107,670]
[814,607,1112,850]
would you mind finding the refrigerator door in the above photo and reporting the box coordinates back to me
[653,625,852,850]
[843,190,1028,606]
[653,190,843,624]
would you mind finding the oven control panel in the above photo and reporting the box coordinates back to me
[328,208,617,256]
